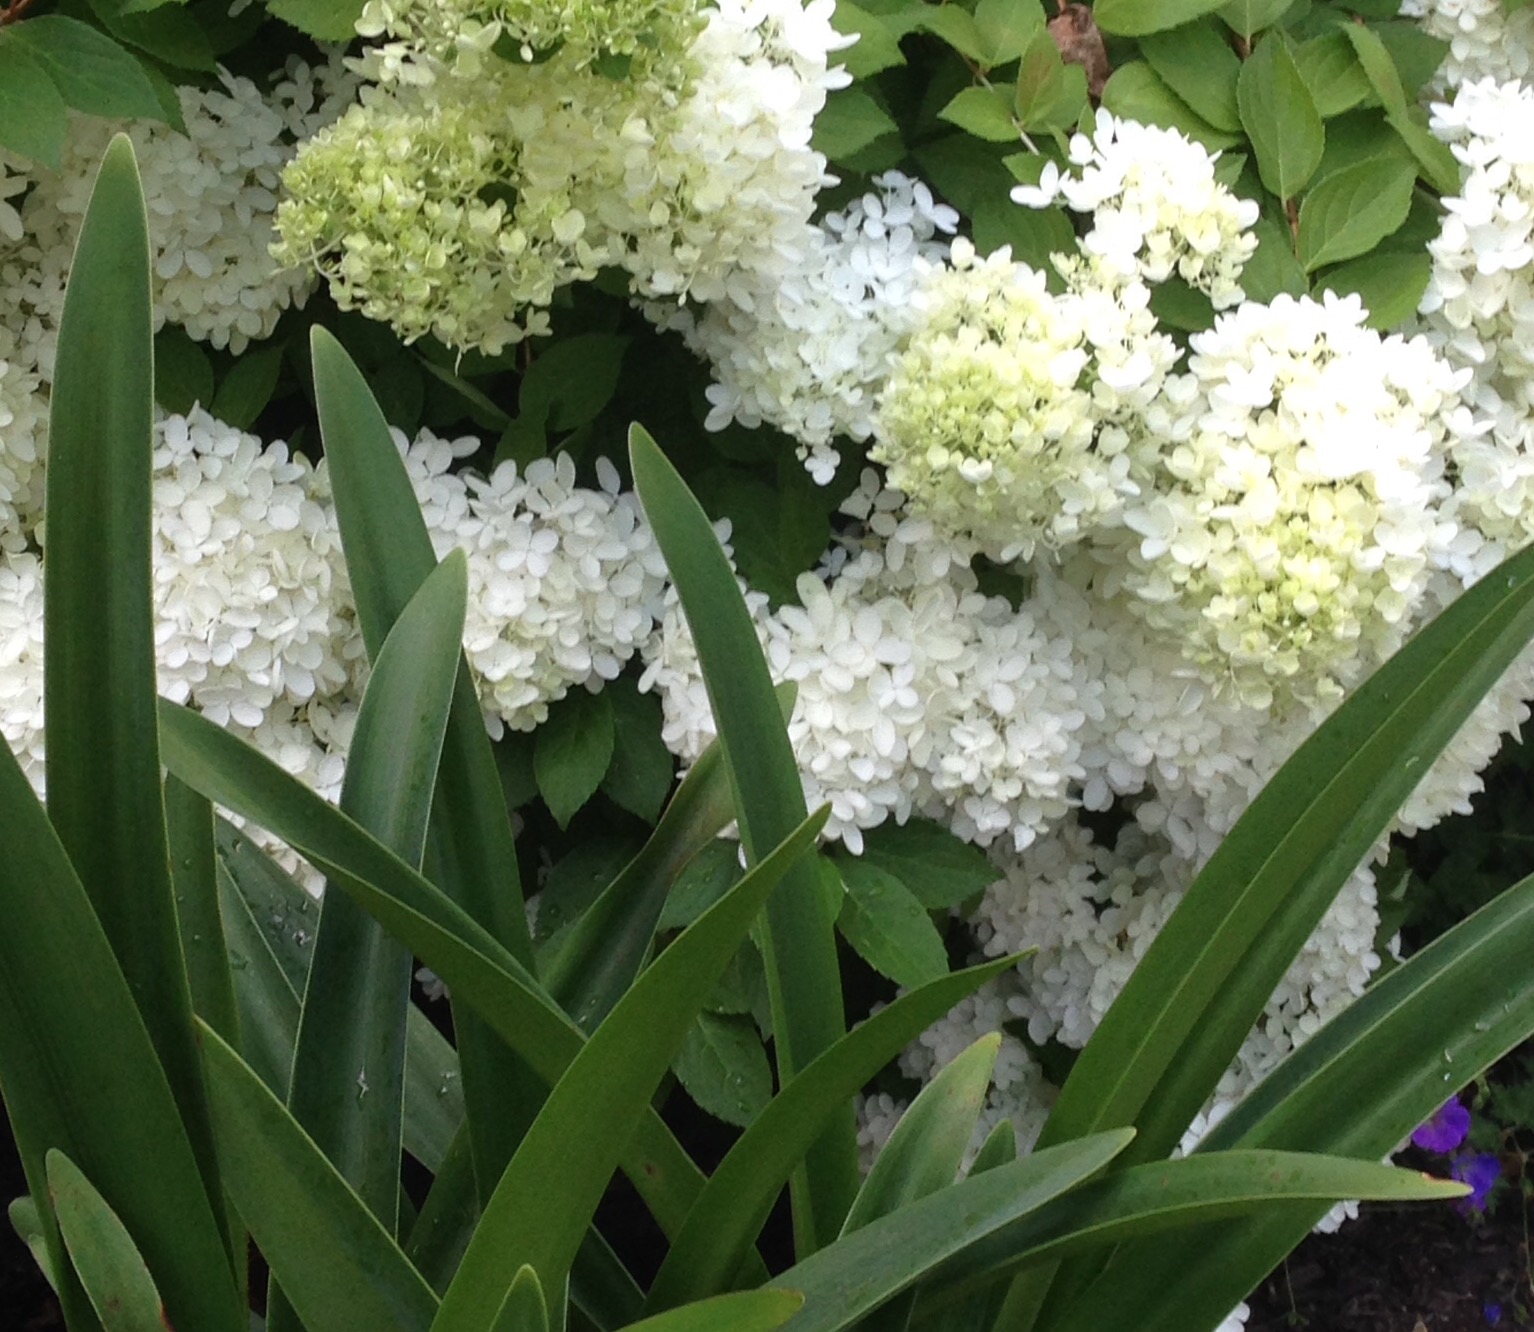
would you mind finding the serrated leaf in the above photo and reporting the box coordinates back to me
[692,463,835,608]
[92,1,215,72]
[973,0,1042,67]
[533,688,615,827]
[1340,22,1406,116]
[1316,251,1432,331]
[673,1011,773,1128]
[972,195,1076,271]
[1298,154,1415,272]
[938,86,1019,144]
[1238,33,1325,200]
[211,341,286,430]
[1091,0,1224,37]
[536,837,641,945]
[813,87,901,164]
[854,818,997,911]
[1216,0,1292,39]
[7,17,170,124]
[831,0,906,76]
[267,0,365,41]
[837,860,949,988]
[1373,21,1448,98]
[914,5,986,62]
[1139,21,1241,132]
[0,41,67,168]
[1390,107,1461,195]
[659,839,743,931]
[1101,63,1240,153]
[600,677,673,823]
[1014,27,1086,132]
[1240,213,1307,304]
[1294,30,1373,118]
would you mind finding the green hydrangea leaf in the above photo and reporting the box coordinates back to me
[659,839,742,932]
[519,333,630,433]
[7,15,172,123]
[913,5,986,63]
[673,1011,772,1128]
[830,1,906,77]
[937,86,1019,144]
[1238,33,1325,200]
[1014,28,1087,133]
[533,687,615,828]
[852,818,998,912]
[1139,20,1242,133]
[1340,21,1407,116]
[0,41,67,168]
[1298,153,1416,272]
[973,0,1042,68]
[1101,62,1240,153]
[1092,0,1223,37]
[837,860,949,989]
[1239,212,1308,302]
[813,88,901,165]
[211,342,286,431]
[1216,0,1293,40]
[1372,21,1449,98]
[600,677,673,824]
[1294,30,1373,118]
[266,0,365,42]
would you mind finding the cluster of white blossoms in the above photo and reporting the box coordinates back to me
[872,238,1178,560]
[275,0,852,352]
[1401,0,1534,90]
[1011,109,1260,309]
[655,172,958,483]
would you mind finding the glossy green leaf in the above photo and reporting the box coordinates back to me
[1389,106,1462,195]
[972,0,1041,65]
[769,1132,1137,1331]
[47,1150,166,1332]
[897,815,982,904]
[1292,31,1372,118]
[0,738,241,1332]
[157,701,714,1243]
[1091,0,1222,37]
[1100,63,1239,153]
[490,1267,548,1332]
[1077,870,1534,1332]
[534,688,616,828]
[519,333,629,432]
[200,1022,440,1332]
[1237,33,1325,199]
[1139,21,1241,132]
[829,0,905,77]
[211,341,286,430]
[5,17,169,124]
[153,327,215,414]
[1037,533,1534,1171]
[643,958,1020,1313]
[631,422,857,1255]
[624,1290,805,1332]
[919,1125,1018,1332]
[433,807,828,1329]
[0,41,67,168]
[938,87,1019,144]
[1298,153,1416,271]
[912,6,986,62]
[268,0,365,39]
[93,1,216,72]
[813,88,901,165]
[842,1035,1000,1238]
[312,323,539,1198]
[836,860,949,989]
[1339,22,1406,116]
[674,1012,773,1128]
[915,1151,1467,1322]
[218,859,305,1100]
[1239,213,1308,303]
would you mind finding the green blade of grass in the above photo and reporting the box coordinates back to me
[630,423,858,1256]
[165,776,240,1045]
[42,131,227,1262]
[313,325,542,1203]
[643,957,1020,1313]
[621,1290,805,1332]
[200,1021,440,1332]
[432,807,829,1330]
[47,1150,166,1332]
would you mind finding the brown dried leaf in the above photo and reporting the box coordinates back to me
[1049,2,1111,99]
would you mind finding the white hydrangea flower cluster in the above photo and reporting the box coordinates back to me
[1011,108,1260,309]
[1399,0,1534,90]
[1115,292,1465,710]
[276,0,851,353]
[655,171,958,484]
[641,472,1095,852]
[872,238,1179,560]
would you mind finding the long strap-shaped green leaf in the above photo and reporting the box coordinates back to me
[765,1132,1136,1332]
[290,549,467,1223]
[157,701,709,1236]
[42,132,230,1271]
[200,1020,440,1332]
[909,1150,1465,1324]
[1039,868,1534,1332]
[432,806,829,1331]
[1038,533,1534,1166]
[313,327,542,1198]
[630,423,858,1256]
[643,957,1020,1314]
[621,1291,805,1332]
[46,1150,167,1332]
[0,739,244,1331]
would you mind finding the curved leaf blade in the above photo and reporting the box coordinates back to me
[623,1290,805,1332]
[47,1150,166,1332]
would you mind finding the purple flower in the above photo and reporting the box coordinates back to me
[1451,1150,1502,1213]
[1484,1301,1503,1326]
[1412,1096,1472,1153]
